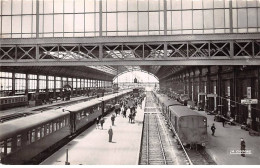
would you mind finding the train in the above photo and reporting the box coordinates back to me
[0,95,29,110]
[153,91,208,147]
[0,90,132,165]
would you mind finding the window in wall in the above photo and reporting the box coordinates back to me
[182,11,192,30]
[56,77,61,89]
[0,72,12,91]
[118,13,127,31]
[28,74,37,91]
[193,10,203,30]
[204,10,214,29]
[214,9,225,29]
[39,75,46,91]
[15,73,26,93]
[128,12,138,31]
[77,79,81,89]
[48,76,55,90]
[73,78,77,89]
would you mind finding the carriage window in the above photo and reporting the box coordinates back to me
[6,138,12,154]
[46,124,50,135]
[56,122,60,130]
[66,117,69,126]
[31,129,36,142]
[0,141,5,160]
[63,118,66,126]
[49,123,53,133]
[4,100,7,104]
[60,120,63,128]
[37,127,41,140]
[53,122,57,132]
[17,135,21,148]
[8,99,11,104]
[27,131,31,145]
[77,113,80,120]
[41,126,45,137]
[81,111,84,118]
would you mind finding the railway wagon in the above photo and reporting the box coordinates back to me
[153,92,181,120]
[168,105,208,147]
[0,90,132,164]
[0,95,28,110]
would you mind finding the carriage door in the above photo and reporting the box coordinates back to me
[70,113,76,134]
[174,116,177,130]
[102,101,105,116]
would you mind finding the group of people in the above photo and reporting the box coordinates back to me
[95,94,145,143]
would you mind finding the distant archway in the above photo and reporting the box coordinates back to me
[113,70,159,83]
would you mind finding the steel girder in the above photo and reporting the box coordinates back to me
[0,33,260,67]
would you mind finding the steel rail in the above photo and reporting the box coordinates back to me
[155,114,167,165]
[169,122,193,165]
[146,114,149,165]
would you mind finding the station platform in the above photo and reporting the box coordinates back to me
[0,94,109,117]
[41,99,145,165]
[196,110,260,165]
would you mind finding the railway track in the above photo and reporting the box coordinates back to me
[140,114,174,165]
[139,92,175,165]
[140,91,216,165]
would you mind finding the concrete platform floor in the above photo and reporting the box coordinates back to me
[41,100,145,165]
[196,110,260,165]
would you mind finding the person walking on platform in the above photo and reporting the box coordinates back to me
[122,105,127,118]
[96,117,100,129]
[111,114,115,126]
[211,123,216,136]
[100,117,105,129]
[241,138,246,157]
[132,112,136,123]
[108,126,113,142]
[128,113,132,123]
[115,103,120,116]
[222,118,225,127]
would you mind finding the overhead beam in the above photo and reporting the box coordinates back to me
[1,58,259,66]
[1,33,260,45]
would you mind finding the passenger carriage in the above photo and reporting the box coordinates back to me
[0,95,28,110]
[0,90,132,164]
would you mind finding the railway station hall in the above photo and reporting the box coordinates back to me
[1,0,260,166]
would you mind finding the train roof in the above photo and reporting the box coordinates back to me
[0,109,69,141]
[0,95,27,100]
[154,92,181,106]
[65,90,131,112]
[169,105,205,117]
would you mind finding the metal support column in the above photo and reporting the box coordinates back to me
[12,72,15,96]
[217,66,223,115]
[163,0,167,35]
[99,0,102,37]
[54,76,56,99]
[25,73,28,96]
[229,0,233,33]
